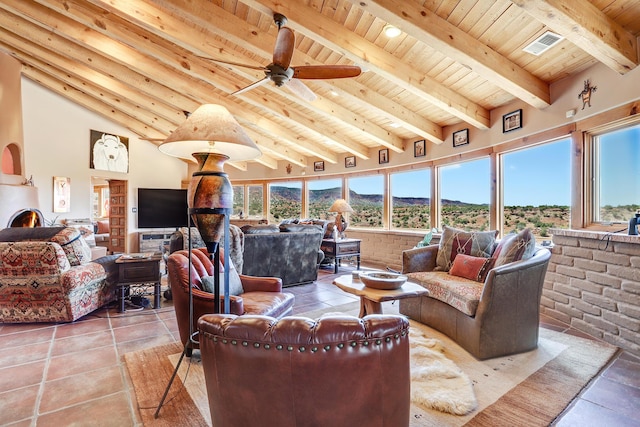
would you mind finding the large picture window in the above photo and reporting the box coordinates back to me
[232,185,244,217]
[592,124,640,223]
[269,181,302,223]
[308,179,342,219]
[348,175,384,228]
[439,158,490,231]
[391,168,430,230]
[502,138,570,239]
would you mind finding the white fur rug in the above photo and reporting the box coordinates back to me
[410,327,477,415]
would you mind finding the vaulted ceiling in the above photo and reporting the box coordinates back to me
[1,0,638,170]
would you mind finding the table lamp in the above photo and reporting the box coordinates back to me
[329,198,354,239]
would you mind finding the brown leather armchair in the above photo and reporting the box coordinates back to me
[198,313,411,427]
[167,248,294,355]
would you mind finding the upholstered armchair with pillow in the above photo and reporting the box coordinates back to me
[0,226,118,323]
[167,248,294,355]
[400,226,551,360]
[198,313,410,427]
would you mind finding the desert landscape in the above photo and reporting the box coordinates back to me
[265,186,638,238]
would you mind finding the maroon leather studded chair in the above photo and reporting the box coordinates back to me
[167,248,294,355]
[198,313,411,427]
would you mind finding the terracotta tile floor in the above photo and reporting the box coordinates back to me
[0,263,638,426]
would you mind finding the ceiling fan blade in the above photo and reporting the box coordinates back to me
[232,77,270,96]
[273,27,295,69]
[197,55,268,71]
[292,65,362,79]
[285,78,317,102]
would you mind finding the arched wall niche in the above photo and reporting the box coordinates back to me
[1,143,22,175]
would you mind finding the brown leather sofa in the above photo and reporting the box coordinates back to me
[400,244,551,360]
[167,248,294,354]
[198,313,411,427]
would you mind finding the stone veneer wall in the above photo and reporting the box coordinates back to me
[546,229,640,357]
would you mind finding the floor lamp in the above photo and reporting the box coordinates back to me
[154,104,261,418]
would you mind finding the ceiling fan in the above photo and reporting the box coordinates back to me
[201,13,362,102]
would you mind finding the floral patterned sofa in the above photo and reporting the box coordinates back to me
[0,226,119,323]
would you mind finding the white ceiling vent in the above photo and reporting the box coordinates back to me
[523,31,564,56]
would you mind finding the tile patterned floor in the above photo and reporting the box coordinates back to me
[0,263,638,426]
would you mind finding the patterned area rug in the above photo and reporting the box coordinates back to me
[124,303,617,426]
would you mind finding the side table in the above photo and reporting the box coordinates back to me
[320,238,361,274]
[115,253,162,312]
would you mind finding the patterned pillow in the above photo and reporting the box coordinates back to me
[201,257,243,296]
[449,254,492,282]
[492,228,536,268]
[50,227,93,266]
[436,226,498,271]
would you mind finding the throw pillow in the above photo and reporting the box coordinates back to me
[50,227,93,266]
[492,228,536,268]
[200,257,243,296]
[96,220,110,234]
[436,226,498,271]
[449,254,493,282]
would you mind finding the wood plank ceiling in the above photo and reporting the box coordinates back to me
[0,0,638,170]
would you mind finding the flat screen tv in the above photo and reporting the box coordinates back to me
[137,188,189,228]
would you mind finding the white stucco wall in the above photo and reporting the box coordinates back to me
[21,78,188,251]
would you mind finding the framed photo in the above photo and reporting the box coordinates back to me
[503,109,523,133]
[453,128,469,147]
[414,139,426,157]
[379,148,389,164]
[313,161,324,172]
[89,129,130,173]
[345,156,356,168]
[53,176,71,213]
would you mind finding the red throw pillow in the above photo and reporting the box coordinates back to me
[449,254,492,282]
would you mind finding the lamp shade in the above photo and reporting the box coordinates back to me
[329,199,354,213]
[158,104,261,161]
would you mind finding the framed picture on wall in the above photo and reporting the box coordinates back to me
[414,139,426,157]
[503,109,523,133]
[345,156,356,168]
[379,148,389,164]
[89,130,130,173]
[53,176,71,213]
[453,128,469,147]
[314,161,324,172]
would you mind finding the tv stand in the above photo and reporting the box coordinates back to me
[138,230,175,253]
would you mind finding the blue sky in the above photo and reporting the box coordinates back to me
[276,128,638,207]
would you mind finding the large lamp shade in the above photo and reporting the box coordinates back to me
[159,104,261,252]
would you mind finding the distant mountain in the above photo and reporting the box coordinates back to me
[271,185,476,206]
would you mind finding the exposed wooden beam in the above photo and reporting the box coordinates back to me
[352,0,551,108]
[78,0,381,155]
[0,2,336,162]
[240,0,491,129]
[511,0,638,74]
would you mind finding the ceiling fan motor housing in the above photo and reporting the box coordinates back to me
[267,64,294,86]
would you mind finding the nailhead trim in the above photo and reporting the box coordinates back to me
[324,345,331,351]
[242,341,248,347]
[299,346,306,352]
[276,345,283,350]
[311,347,318,352]
[264,344,271,350]
[254,343,260,348]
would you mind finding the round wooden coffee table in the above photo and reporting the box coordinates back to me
[332,274,428,317]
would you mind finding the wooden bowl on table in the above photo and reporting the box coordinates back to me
[358,271,408,290]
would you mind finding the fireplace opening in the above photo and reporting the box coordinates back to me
[7,209,44,228]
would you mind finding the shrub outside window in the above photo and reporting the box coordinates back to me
[269,181,302,223]
[308,179,342,220]
[502,138,570,239]
[391,168,430,230]
[592,124,640,223]
[439,158,490,231]
[348,175,384,228]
